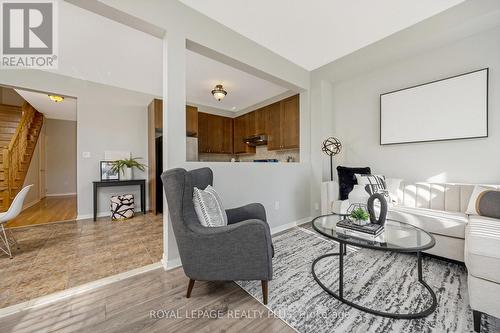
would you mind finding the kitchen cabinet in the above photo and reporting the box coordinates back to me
[222,117,233,153]
[186,105,198,137]
[197,112,209,153]
[207,114,222,153]
[281,95,300,149]
[198,112,234,154]
[267,101,282,150]
[233,113,256,154]
[254,107,268,135]
[268,95,299,150]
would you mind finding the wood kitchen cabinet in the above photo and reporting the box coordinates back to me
[268,95,299,150]
[198,112,234,154]
[267,101,282,150]
[254,107,268,135]
[207,114,222,153]
[197,112,209,153]
[281,95,300,149]
[221,117,233,153]
[186,105,198,137]
[233,113,256,154]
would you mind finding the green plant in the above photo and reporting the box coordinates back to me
[350,207,369,221]
[110,155,147,174]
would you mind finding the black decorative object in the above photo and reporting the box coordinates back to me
[367,193,388,226]
[322,137,342,181]
[336,166,371,200]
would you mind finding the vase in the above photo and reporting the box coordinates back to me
[367,193,388,226]
[120,167,133,180]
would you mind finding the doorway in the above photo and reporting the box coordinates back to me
[0,85,78,227]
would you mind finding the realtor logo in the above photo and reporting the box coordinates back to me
[1,0,58,68]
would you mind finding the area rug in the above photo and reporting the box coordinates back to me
[237,225,499,333]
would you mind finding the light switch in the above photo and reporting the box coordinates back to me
[82,152,91,158]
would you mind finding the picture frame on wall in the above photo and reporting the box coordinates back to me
[100,161,119,181]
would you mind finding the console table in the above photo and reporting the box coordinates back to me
[92,179,146,221]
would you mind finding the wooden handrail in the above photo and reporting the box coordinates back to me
[1,102,43,208]
[8,102,34,151]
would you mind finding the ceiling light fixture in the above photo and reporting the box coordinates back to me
[48,95,64,102]
[211,84,227,101]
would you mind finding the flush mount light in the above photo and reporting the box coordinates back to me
[48,95,64,102]
[211,84,227,101]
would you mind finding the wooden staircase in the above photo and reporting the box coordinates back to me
[0,102,44,212]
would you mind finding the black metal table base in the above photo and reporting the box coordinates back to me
[311,244,437,319]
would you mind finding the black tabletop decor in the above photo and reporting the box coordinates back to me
[321,137,342,181]
[367,192,388,226]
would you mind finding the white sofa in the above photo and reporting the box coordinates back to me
[321,180,500,330]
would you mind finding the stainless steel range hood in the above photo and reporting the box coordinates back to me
[244,134,268,146]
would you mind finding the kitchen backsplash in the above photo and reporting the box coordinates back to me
[238,146,299,162]
[198,146,299,163]
[198,153,234,162]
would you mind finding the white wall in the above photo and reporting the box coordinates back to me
[45,119,77,196]
[313,23,500,184]
[0,70,155,218]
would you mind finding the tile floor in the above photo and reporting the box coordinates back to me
[0,213,163,309]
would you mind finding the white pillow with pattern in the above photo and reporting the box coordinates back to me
[355,174,393,205]
[193,185,228,227]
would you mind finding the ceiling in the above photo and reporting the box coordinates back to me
[15,89,77,121]
[179,0,465,70]
[48,1,163,97]
[187,50,288,112]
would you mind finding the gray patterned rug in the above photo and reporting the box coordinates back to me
[237,225,500,333]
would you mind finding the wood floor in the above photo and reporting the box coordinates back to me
[0,267,293,333]
[0,213,162,309]
[6,195,77,228]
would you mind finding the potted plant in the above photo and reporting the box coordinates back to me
[111,155,146,181]
[350,207,370,225]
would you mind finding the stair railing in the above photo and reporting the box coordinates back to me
[2,102,40,206]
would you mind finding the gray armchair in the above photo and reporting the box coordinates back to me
[161,167,273,304]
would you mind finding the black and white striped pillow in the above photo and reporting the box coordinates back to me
[193,185,228,227]
[355,174,391,201]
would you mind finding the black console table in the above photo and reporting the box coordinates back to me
[92,179,146,221]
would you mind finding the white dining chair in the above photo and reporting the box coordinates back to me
[0,184,33,259]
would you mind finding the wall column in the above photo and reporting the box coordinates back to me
[162,29,186,270]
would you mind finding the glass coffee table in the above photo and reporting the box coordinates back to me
[312,214,437,319]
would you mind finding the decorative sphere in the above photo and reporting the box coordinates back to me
[322,137,342,156]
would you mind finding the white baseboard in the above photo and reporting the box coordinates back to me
[0,262,162,319]
[270,216,312,235]
[162,257,182,271]
[45,192,77,197]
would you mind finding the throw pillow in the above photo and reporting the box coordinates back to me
[385,178,402,205]
[355,174,393,205]
[193,185,228,227]
[336,166,371,200]
[348,185,370,206]
[466,185,498,215]
[476,190,500,219]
